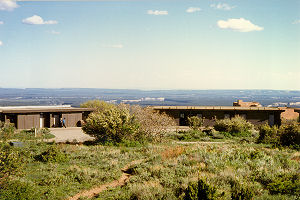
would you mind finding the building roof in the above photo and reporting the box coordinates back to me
[152,106,283,111]
[0,106,94,114]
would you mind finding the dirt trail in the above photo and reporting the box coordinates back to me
[67,159,144,200]
[176,141,227,144]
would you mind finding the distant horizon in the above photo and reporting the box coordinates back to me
[1,87,300,92]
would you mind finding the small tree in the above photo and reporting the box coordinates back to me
[187,116,204,131]
[80,100,115,113]
[82,106,139,143]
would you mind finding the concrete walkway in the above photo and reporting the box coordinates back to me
[49,127,94,143]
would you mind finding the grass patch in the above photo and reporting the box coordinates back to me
[0,136,299,200]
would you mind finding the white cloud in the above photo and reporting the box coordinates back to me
[0,0,18,11]
[103,44,124,49]
[147,10,168,16]
[22,15,58,25]
[0,40,3,46]
[0,21,3,25]
[211,3,235,11]
[292,20,300,24]
[217,18,263,32]
[186,7,201,13]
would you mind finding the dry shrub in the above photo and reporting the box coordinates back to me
[129,105,176,142]
[161,146,185,159]
[291,152,300,162]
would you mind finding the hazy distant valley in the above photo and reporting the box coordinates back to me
[0,88,299,108]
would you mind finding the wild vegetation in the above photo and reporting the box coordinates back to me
[257,122,300,150]
[81,100,176,144]
[0,103,299,200]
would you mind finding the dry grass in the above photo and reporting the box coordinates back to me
[161,146,186,159]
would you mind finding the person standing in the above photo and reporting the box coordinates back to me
[62,118,66,128]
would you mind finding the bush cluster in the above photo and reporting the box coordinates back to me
[214,116,254,135]
[187,116,204,131]
[81,100,175,144]
[35,145,69,163]
[0,144,23,178]
[80,99,115,112]
[257,123,300,149]
[82,106,140,143]
[231,181,254,200]
[279,123,300,149]
[257,124,279,144]
[129,105,176,142]
[183,179,217,200]
[266,173,300,195]
[0,122,15,141]
[0,179,36,200]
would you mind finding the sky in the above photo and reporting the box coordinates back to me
[0,0,299,90]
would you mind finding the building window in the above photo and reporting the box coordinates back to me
[224,114,230,119]
[180,113,184,118]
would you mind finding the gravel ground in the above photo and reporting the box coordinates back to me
[49,127,94,143]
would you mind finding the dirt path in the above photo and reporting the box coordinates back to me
[49,128,94,143]
[67,159,144,200]
[176,141,227,144]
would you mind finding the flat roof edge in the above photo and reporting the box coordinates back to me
[0,107,95,114]
[151,106,283,111]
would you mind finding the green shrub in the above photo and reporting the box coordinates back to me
[35,145,69,163]
[183,179,217,200]
[188,116,204,131]
[82,106,140,143]
[172,130,206,141]
[257,124,279,145]
[266,173,300,195]
[0,122,15,141]
[80,99,116,112]
[0,144,23,178]
[0,179,36,200]
[257,123,300,149]
[231,181,254,200]
[279,123,300,149]
[214,116,254,135]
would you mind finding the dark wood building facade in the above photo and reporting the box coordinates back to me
[0,106,94,129]
[152,106,284,126]
[294,108,300,122]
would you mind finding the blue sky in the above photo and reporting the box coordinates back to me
[0,0,299,90]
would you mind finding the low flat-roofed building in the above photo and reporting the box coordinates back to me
[0,106,94,129]
[279,107,299,121]
[294,108,300,121]
[152,106,284,126]
[233,100,262,107]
